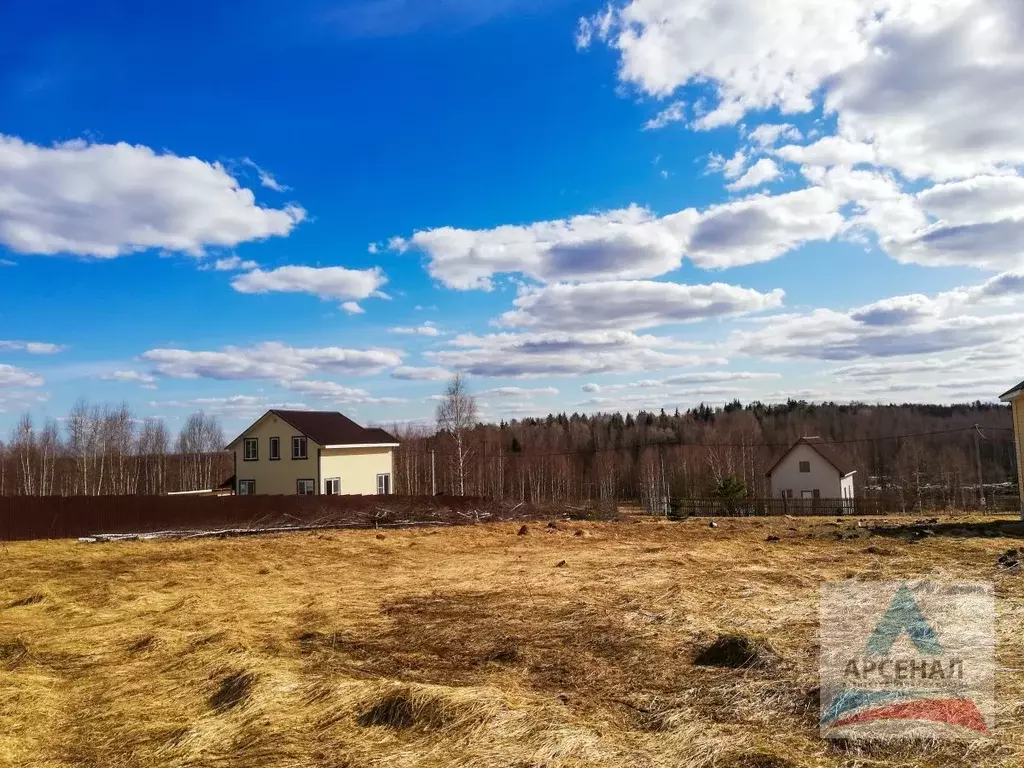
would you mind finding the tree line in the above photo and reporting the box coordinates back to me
[0,401,229,496]
[397,380,1019,510]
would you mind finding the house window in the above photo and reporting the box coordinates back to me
[238,480,255,495]
[783,489,794,499]
[813,489,821,500]
[297,479,315,495]
[377,473,391,495]
[324,477,340,495]
[799,461,810,473]
[801,490,814,500]
[243,438,258,461]
[292,436,308,460]
[269,437,280,461]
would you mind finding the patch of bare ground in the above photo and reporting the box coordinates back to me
[0,514,1020,767]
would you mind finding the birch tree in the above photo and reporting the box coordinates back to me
[435,374,477,496]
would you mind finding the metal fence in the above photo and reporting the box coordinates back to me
[0,494,584,542]
[671,495,1021,518]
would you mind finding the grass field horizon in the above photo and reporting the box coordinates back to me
[2,514,1022,767]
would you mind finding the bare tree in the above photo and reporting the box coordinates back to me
[435,374,478,496]
[177,412,225,491]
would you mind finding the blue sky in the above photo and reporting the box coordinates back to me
[1,0,1023,436]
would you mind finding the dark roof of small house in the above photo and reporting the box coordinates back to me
[1000,378,1024,401]
[227,410,398,448]
[764,436,856,478]
[271,410,398,446]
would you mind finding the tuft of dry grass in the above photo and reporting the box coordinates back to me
[0,514,1021,767]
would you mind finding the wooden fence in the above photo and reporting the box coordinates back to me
[0,495,593,542]
[671,495,1021,518]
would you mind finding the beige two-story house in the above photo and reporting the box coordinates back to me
[227,410,399,496]
[1000,379,1024,518]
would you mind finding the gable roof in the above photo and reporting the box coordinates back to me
[765,436,856,478]
[228,410,398,448]
[1000,378,1024,402]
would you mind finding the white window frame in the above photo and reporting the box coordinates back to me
[297,478,315,495]
[798,460,811,473]
[238,479,255,495]
[801,490,814,500]
[292,436,308,460]
[243,437,258,461]
[269,436,281,461]
[324,477,341,495]
[377,473,391,495]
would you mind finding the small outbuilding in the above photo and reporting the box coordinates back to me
[766,436,856,500]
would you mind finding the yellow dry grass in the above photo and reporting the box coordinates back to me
[0,515,1022,767]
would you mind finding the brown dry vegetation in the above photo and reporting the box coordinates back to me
[0,515,1022,767]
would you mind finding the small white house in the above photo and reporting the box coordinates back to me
[766,436,856,500]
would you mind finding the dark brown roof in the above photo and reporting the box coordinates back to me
[228,410,398,448]
[764,436,856,478]
[271,410,398,446]
[1000,378,1024,401]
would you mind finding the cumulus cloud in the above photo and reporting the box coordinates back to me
[747,123,802,147]
[390,365,453,381]
[0,340,66,354]
[584,0,1024,180]
[725,158,781,191]
[210,255,259,272]
[0,364,44,387]
[341,301,365,315]
[643,101,686,130]
[477,386,559,398]
[774,136,876,168]
[389,322,441,336]
[389,187,843,287]
[731,274,1024,361]
[279,380,406,405]
[231,265,387,305]
[100,370,156,384]
[143,342,403,380]
[153,395,307,419]
[499,280,784,331]
[428,330,725,377]
[0,135,305,257]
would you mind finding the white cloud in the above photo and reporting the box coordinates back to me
[279,380,406,405]
[428,330,725,378]
[0,135,306,257]
[341,301,365,315]
[231,265,388,305]
[499,280,784,331]
[100,370,156,384]
[390,365,453,382]
[0,340,66,354]
[389,186,844,288]
[707,150,747,180]
[240,157,289,192]
[477,386,559,398]
[210,255,259,272]
[747,123,802,147]
[0,364,44,387]
[153,395,307,419]
[731,274,1024,361]
[643,101,686,130]
[775,136,876,168]
[585,1,1024,180]
[143,342,403,380]
[916,174,1024,225]
[389,321,441,336]
[725,158,781,191]
[582,371,780,394]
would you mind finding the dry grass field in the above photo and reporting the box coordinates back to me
[1,514,1022,767]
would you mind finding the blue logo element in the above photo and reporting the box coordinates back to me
[864,585,942,656]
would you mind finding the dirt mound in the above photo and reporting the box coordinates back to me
[356,684,504,732]
[694,633,780,669]
[997,548,1020,571]
[0,639,29,669]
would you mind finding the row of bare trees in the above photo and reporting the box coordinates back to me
[0,401,228,496]
[394,385,1019,510]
